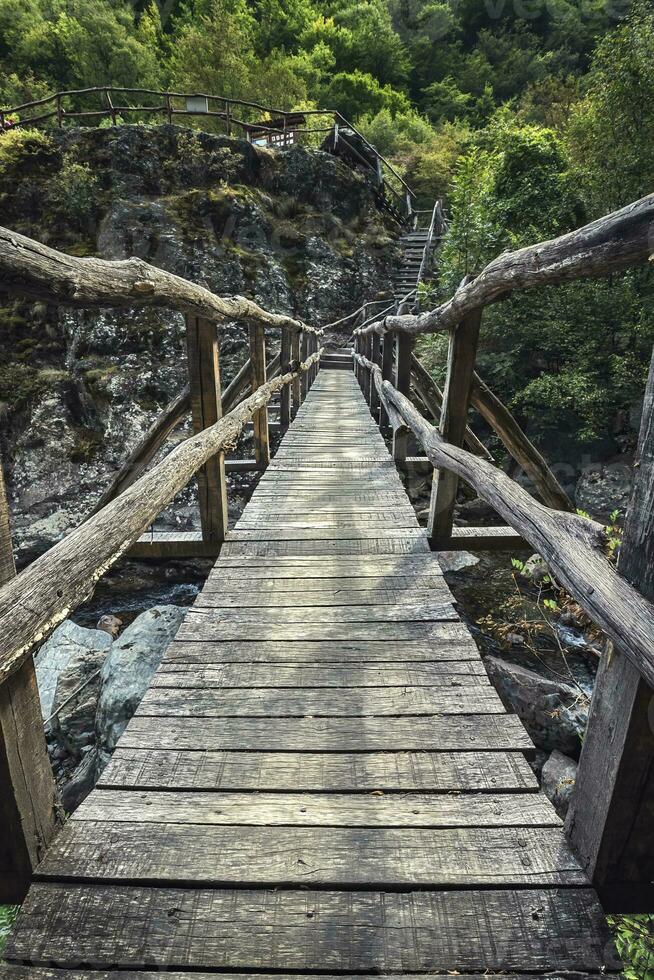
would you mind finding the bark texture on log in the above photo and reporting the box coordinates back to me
[0,225,320,336]
[356,194,654,338]
[0,350,321,686]
[382,379,654,692]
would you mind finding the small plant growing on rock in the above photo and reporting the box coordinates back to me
[48,155,99,231]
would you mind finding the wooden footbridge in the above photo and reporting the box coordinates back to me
[1,192,654,976]
[0,365,621,976]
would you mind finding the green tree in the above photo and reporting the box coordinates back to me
[567,0,654,213]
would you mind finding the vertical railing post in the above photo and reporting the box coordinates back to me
[566,344,654,909]
[364,335,374,406]
[55,93,63,128]
[165,93,173,125]
[186,315,229,542]
[300,332,309,403]
[369,333,381,421]
[393,331,413,464]
[380,332,394,435]
[225,99,231,137]
[308,335,317,388]
[248,322,271,468]
[280,327,292,433]
[291,330,301,418]
[427,308,482,546]
[0,456,60,903]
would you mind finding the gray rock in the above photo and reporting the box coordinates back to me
[61,746,102,812]
[435,551,480,574]
[541,750,578,817]
[96,604,186,752]
[520,553,550,583]
[575,462,632,522]
[485,656,588,756]
[50,636,110,755]
[35,620,113,719]
[97,614,123,638]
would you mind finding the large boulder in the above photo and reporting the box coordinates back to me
[485,656,588,756]
[96,604,186,753]
[35,620,113,720]
[541,750,578,818]
[50,633,111,756]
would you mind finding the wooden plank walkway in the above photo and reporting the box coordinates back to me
[3,368,619,977]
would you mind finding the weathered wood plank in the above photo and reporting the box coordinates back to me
[100,748,539,792]
[136,685,505,717]
[203,573,447,593]
[74,789,559,827]
[152,662,488,687]
[5,883,619,972]
[221,538,431,557]
[163,633,481,664]
[0,969,623,980]
[176,619,461,642]
[185,599,456,622]
[205,554,442,575]
[121,714,532,752]
[37,822,584,887]
[235,516,420,530]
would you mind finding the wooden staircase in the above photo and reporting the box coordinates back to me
[392,226,438,303]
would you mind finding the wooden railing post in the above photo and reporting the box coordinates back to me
[369,334,381,420]
[186,315,229,543]
[393,331,413,463]
[566,345,654,910]
[280,327,292,432]
[291,331,301,418]
[427,308,482,546]
[0,456,60,902]
[248,322,270,467]
[380,333,394,434]
[300,331,309,404]
[366,335,375,407]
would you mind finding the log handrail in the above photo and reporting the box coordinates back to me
[0,227,320,336]
[0,348,321,687]
[355,194,654,338]
[381,376,654,692]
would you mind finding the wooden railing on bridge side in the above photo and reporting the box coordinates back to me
[353,190,654,910]
[0,87,415,223]
[0,231,323,901]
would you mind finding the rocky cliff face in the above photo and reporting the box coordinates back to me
[0,125,398,561]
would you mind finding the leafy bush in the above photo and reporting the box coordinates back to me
[609,914,654,980]
[0,906,18,954]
